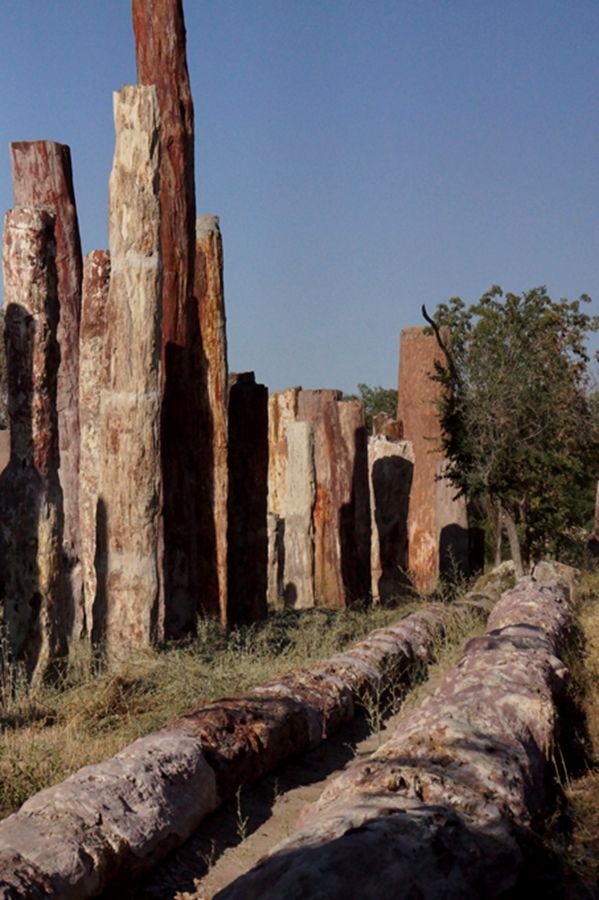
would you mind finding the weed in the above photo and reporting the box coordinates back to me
[234,786,249,842]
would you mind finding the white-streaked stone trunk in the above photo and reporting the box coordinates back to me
[282,421,316,608]
[97,86,162,652]
[267,387,301,606]
[79,250,110,638]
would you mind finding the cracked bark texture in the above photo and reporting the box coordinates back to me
[222,574,572,899]
[133,0,201,637]
[79,250,110,638]
[0,207,67,684]
[96,86,162,651]
[10,141,83,637]
[267,387,301,606]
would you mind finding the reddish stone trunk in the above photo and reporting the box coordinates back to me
[0,207,67,682]
[133,0,200,636]
[227,373,268,626]
[397,326,468,590]
[194,215,229,622]
[79,250,110,637]
[10,141,83,636]
[296,391,370,608]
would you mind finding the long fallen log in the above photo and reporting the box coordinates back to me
[0,602,480,899]
[221,575,573,899]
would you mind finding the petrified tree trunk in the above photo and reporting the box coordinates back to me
[97,86,162,652]
[227,372,268,626]
[267,387,301,606]
[79,250,110,638]
[10,141,83,637]
[397,326,468,590]
[283,421,316,608]
[368,435,414,604]
[194,215,229,622]
[296,391,370,608]
[0,207,67,683]
[133,0,199,637]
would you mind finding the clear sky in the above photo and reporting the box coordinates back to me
[0,1,597,394]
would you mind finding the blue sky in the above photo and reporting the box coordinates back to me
[0,1,597,393]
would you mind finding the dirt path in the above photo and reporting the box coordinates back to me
[111,710,399,899]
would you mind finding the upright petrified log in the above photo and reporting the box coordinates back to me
[296,391,371,608]
[0,207,67,682]
[283,421,316,608]
[79,251,110,637]
[227,373,268,626]
[133,0,199,636]
[369,435,414,604]
[397,326,468,590]
[194,215,228,622]
[10,140,83,636]
[267,387,301,606]
[97,86,162,651]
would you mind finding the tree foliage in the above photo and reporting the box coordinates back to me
[431,285,599,570]
[345,383,398,432]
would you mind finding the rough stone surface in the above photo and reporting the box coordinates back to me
[368,436,414,603]
[227,373,268,625]
[10,141,83,636]
[0,731,218,899]
[0,431,8,473]
[296,391,370,608]
[397,326,468,590]
[0,600,465,898]
[222,576,572,899]
[194,215,229,622]
[0,208,67,683]
[79,251,110,638]
[133,0,199,638]
[96,86,162,651]
[372,412,403,440]
[282,421,316,608]
[267,387,301,606]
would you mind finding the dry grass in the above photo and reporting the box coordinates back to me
[0,601,425,818]
[555,567,599,891]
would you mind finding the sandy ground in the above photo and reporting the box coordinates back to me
[109,710,399,899]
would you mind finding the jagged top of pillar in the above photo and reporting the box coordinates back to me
[196,215,221,238]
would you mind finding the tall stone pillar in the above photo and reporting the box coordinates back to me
[282,421,316,609]
[10,141,83,637]
[79,250,110,637]
[97,86,162,652]
[397,326,468,590]
[267,387,301,606]
[296,391,370,608]
[227,372,268,626]
[194,215,229,622]
[0,207,67,682]
[368,436,414,604]
[133,0,199,637]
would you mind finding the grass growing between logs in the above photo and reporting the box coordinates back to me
[0,600,433,818]
[552,567,599,893]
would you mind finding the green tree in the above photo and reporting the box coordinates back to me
[345,383,398,433]
[430,286,599,574]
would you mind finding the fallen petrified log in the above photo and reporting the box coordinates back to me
[0,602,476,898]
[221,575,573,899]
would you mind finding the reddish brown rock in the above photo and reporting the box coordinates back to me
[10,140,83,636]
[96,86,162,651]
[194,215,229,622]
[0,208,67,683]
[227,372,268,625]
[296,391,370,608]
[368,435,414,603]
[372,412,403,439]
[0,431,8,474]
[222,575,572,899]
[267,387,302,606]
[397,327,468,590]
[79,250,110,637]
[133,0,199,637]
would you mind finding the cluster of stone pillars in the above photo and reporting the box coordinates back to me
[0,1,476,682]
[0,0,263,680]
